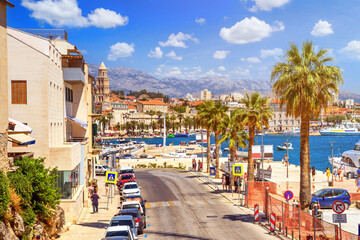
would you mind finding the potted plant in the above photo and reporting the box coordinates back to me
[8,122,16,131]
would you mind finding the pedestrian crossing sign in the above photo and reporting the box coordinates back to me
[105,171,117,184]
[233,164,243,176]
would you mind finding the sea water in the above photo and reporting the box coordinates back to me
[107,135,359,172]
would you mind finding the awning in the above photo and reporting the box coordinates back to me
[9,118,33,133]
[8,133,36,145]
[67,116,88,128]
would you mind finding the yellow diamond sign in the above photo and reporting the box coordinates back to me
[233,164,244,176]
[105,171,117,184]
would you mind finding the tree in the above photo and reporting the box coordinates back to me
[170,114,177,133]
[184,116,192,132]
[207,102,229,178]
[106,112,114,130]
[271,41,343,210]
[196,101,214,173]
[114,122,121,131]
[129,121,138,135]
[98,115,108,133]
[235,92,273,182]
[147,110,156,132]
[174,106,186,132]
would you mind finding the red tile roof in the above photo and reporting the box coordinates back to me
[138,99,167,106]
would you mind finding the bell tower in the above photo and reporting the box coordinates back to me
[96,61,109,103]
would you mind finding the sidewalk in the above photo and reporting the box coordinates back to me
[59,176,120,240]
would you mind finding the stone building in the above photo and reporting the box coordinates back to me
[268,100,300,132]
[200,89,212,101]
[95,61,109,104]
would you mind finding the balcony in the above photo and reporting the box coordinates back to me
[65,137,88,143]
[49,142,81,171]
[63,68,85,84]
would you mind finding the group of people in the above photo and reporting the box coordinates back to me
[281,154,289,166]
[192,158,203,171]
[221,173,243,193]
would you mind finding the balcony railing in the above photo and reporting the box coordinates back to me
[65,137,88,143]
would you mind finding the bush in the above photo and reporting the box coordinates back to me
[8,171,33,206]
[0,171,10,219]
[21,206,36,227]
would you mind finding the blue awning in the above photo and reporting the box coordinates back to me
[66,116,88,128]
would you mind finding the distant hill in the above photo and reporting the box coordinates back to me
[88,64,360,101]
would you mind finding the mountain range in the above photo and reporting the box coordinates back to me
[88,64,360,102]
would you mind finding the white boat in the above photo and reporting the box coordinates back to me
[223,147,230,151]
[162,148,192,158]
[328,141,360,175]
[277,142,294,150]
[320,121,360,136]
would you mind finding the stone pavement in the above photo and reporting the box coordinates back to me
[59,175,120,240]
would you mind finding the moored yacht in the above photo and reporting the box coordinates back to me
[320,121,360,136]
[328,140,360,175]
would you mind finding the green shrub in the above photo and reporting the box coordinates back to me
[21,206,36,227]
[0,171,10,219]
[8,171,33,205]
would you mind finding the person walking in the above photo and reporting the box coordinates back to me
[326,167,331,182]
[221,174,226,192]
[334,166,338,181]
[192,159,195,171]
[311,166,316,181]
[234,176,238,193]
[198,160,201,172]
[225,174,230,192]
[105,183,109,196]
[355,176,360,192]
[90,191,100,213]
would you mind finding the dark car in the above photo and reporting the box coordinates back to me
[121,153,137,159]
[123,194,146,213]
[117,209,146,234]
[139,154,148,159]
[310,188,351,209]
[116,173,136,190]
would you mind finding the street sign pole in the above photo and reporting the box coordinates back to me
[201,132,204,167]
[330,141,335,186]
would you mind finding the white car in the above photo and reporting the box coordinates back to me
[121,201,145,215]
[121,182,141,197]
[103,225,137,240]
[119,167,135,177]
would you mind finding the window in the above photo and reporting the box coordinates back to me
[56,164,80,199]
[11,81,27,104]
[65,87,73,102]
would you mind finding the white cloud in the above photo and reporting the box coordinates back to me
[218,66,226,71]
[219,17,284,44]
[248,0,290,12]
[79,49,88,55]
[195,18,206,25]
[311,20,334,37]
[21,0,128,28]
[166,51,183,61]
[107,42,135,61]
[159,32,198,48]
[340,40,360,60]
[154,65,226,80]
[148,47,163,59]
[213,50,230,59]
[260,48,283,58]
[241,57,261,63]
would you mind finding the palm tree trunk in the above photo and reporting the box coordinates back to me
[300,114,311,210]
[247,124,255,181]
[206,129,211,173]
[151,116,153,133]
[215,131,220,179]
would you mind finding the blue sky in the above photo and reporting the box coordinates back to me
[7,0,360,94]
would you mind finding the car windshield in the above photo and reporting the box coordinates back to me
[123,204,139,210]
[105,231,129,237]
[124,184,138,189]
[312,189,324,196]
[121,169,134,174]
[110,220,134,228]
[122,175,133,180]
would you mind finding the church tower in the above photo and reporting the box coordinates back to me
[96,61,110,103]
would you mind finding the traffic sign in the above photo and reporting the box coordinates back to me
[332,214,347,223]
[284,190,294,201]
[332,201,346,214]
[105,171,117,184]
[233,164,244,176]
[209,167,216,176]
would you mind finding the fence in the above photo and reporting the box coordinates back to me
[246,182,358,240]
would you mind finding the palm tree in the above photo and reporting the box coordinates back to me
[207,101,229,178]
[184,116,192,132]
[271,41,343,210]
[125,122,131,134]
[196,101,214,173]
[106,112,114,130]
[174,106,186,132]
[170,114,177,133]
[151,121,157,132]
[129,120,138,136]
[235,92,273,182]
[114,122,121,131]
[98,115,108,133]
[147,110,156,132]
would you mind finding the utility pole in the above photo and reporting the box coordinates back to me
[286,138,289,178]
[163,106,166,147]
[330,141,335,186]
[261,123,264,181]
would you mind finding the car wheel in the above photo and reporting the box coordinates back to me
[344,202,349,210]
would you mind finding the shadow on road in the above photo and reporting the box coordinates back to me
[222,214,254,223]
[77,221,108,229]
[144,230,212,240]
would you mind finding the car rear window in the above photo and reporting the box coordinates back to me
[110,220,134,228]
[123,204,139,210]
[121,212,137,218]
[124,184,138,189]
[105,231,129,237]
[121,169,134,174]
[122,175,133,180]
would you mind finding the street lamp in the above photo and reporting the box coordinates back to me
[330,141,335,186]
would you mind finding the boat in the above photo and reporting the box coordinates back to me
[328,140,360,175]
[167,134,175,138]
[320,121,360,136]
[277,142,294,150]
[162,148,194,158]
[224,147,230,151]
[174,134,188,137]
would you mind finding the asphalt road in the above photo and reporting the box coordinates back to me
[135,169,277,240]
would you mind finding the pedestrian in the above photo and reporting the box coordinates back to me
[225,174,230,192]
[90,191,100,213]
[338,167,344,182]
[194,161,197,172]
[200,161,203,172]
[105,183,109,196]
[267,165,272,171]
[311,166,316,181]
[237,177,242,193]
[192,159,195,171]
[285,154,289,166]
[355,176,360,192]
[234,176,238,193]
[326,167,331,182]
[221,174,226,191]
[198,160,201,172]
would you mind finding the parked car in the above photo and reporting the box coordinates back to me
[139,154,148,159]
[95,165,109,176]
[121,153,137,159]
[116,173,136,190]
[121,182,141,198]
[123,195,146,214]
[103,226,137,240]
[121,201,145,215]
[116,209,146,234]
[310,188,351,209]
[119,167,135,175]
[109,215,138,238]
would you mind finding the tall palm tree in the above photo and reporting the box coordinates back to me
[129,120,138,136]
[106,112,114,130]
[235,92,273,182]
[98,115,108,133]
[196,101,214,173]
[147,110,156,132]
[170,114,177,133]
[114,122,121,131]
[271,41,343,210]
[174,106,186,132]
[207,101,229,178]
[184,116,192,132]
